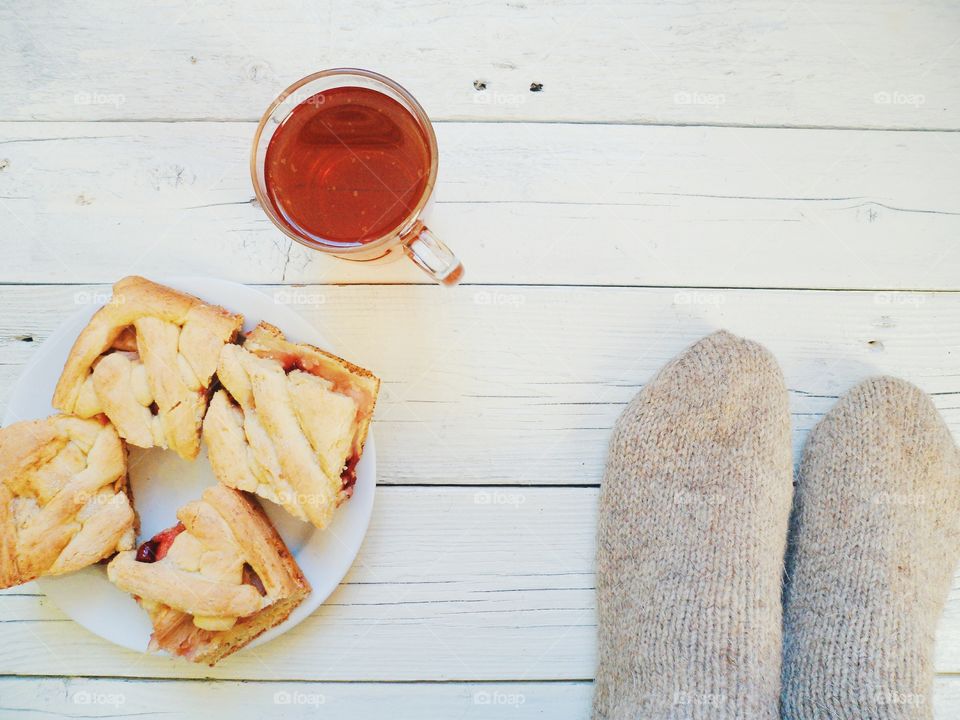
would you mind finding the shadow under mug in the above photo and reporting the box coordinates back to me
[251,68,464,286]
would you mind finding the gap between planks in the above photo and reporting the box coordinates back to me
[4,118,960,132]
[2,282,960,293]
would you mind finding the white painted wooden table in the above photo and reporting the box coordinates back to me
[2,2,960,717]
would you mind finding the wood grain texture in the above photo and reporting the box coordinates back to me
[1,1,958,129]
[1,284,958,485]
[2,676,960,719]
[0,487,597,680]
[2,487,960,683]
[0,122,959,288]
[0,678,591,719]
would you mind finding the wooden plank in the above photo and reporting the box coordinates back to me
[0,487,598,680]
[2,487,960,681]
[1,284,958,485]
[0,122,959,288]
[0,679,591,719]
[2,1,958,129]
[1,676,959,719]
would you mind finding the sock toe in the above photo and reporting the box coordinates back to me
[782,376,960,719]
[595,331,792,720]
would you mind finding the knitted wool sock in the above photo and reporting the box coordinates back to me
[593,330,793,720]
[781,377,960,719]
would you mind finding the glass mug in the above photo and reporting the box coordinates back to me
[251,68,464,285]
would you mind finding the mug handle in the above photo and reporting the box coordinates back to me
[402,221,465,286]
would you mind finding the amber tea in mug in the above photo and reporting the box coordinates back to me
[252,69,463,285]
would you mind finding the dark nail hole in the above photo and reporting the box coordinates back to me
[473,80,487,91]
[16,335,34,343]
[867,339,884,352]
[530,82,543,92]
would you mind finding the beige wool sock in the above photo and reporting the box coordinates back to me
[593,330,793,720]
[781,377,960,719]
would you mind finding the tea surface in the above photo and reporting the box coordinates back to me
[265,86,431,245]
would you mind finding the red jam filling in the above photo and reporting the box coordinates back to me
[242,563,267,596]
[135,522,185,563]
[342,453,361,496]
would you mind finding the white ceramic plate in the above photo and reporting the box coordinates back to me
[3,277,376,657]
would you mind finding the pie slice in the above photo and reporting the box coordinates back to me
[0,414,136,589]
[203,321,379,529]
[53,276,244,460]
[107,484,309,665]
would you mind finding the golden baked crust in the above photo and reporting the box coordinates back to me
[52,276,243,460]
[0,415,136,589]
[203,322,380,529]
[107,484,309,665]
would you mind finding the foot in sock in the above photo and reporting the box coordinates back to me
[593,330,793,720]
[781,377,960,719]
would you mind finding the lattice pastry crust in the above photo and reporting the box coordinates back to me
[107,484,309,665]
[53,276,243,460]
[0,414,136,589]
[203,322,380,529]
